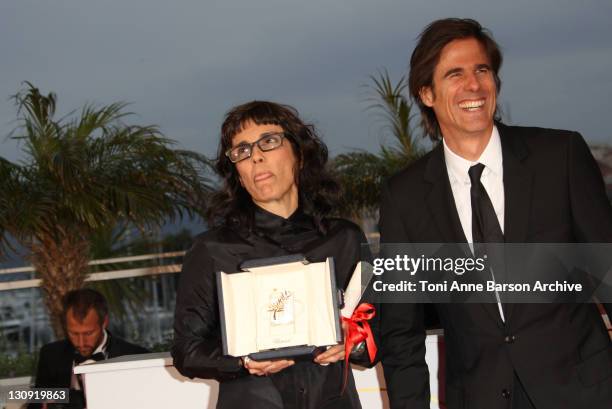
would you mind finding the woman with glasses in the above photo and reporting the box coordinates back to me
[172,101,372,409]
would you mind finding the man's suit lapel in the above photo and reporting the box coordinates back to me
[499,124,532,243]
[59,340,76,388]
[105,332,117,358]
[498,123,533,323]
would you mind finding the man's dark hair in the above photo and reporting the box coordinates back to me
[62,288,108,325]
[409,18,503,140]
[207,100,340,230]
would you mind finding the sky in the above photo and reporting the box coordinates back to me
[1,0,611,164]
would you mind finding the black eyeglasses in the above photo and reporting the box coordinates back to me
[225,132,286,163]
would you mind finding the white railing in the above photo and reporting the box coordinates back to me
[0,232,380,291]
[0,251,186,292]
[0,231,381,292]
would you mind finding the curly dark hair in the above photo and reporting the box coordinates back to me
[207,101,340,230]
[409,18,503,140]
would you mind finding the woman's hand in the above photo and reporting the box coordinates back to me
[242,357,295,376]
[313,321,348,365]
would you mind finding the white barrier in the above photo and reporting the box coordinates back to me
[74,334,443,409]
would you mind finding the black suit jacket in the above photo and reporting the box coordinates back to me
[379,123,612,409]
[29,333,148,408]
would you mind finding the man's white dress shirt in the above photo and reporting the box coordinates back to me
[443,126,506,321]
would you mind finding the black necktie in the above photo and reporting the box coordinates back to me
[469,163,504,245]
[469,163,507,311]
[470,165,535,406]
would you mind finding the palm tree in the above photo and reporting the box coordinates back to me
[0,82,213,337]
[332,70,426,220]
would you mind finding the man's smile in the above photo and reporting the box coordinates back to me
[458,99,486,111]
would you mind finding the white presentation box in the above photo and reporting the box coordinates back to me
[73,352,217,409]
[216,255,343,360]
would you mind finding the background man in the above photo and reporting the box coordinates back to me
[379,18,612,409]
[29,288,149,409]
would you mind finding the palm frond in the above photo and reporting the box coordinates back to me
[332,70,427,219]
[1,82,216,337]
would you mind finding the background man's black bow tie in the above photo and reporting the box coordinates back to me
[74,352,106,365]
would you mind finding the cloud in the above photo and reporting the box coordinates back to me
[1,0,611,163]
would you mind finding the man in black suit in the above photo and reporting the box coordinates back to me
[379,18,612,409]
[30,289,148,409]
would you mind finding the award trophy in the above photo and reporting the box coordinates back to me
[217,254,343,360]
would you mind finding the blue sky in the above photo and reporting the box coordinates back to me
[1,0,611,163]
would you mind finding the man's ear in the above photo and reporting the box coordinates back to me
[419,86,434,108]
[102,315,109,329]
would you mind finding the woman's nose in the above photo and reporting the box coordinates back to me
[250,144,265,162]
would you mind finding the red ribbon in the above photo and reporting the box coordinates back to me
[341,302,377,393]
